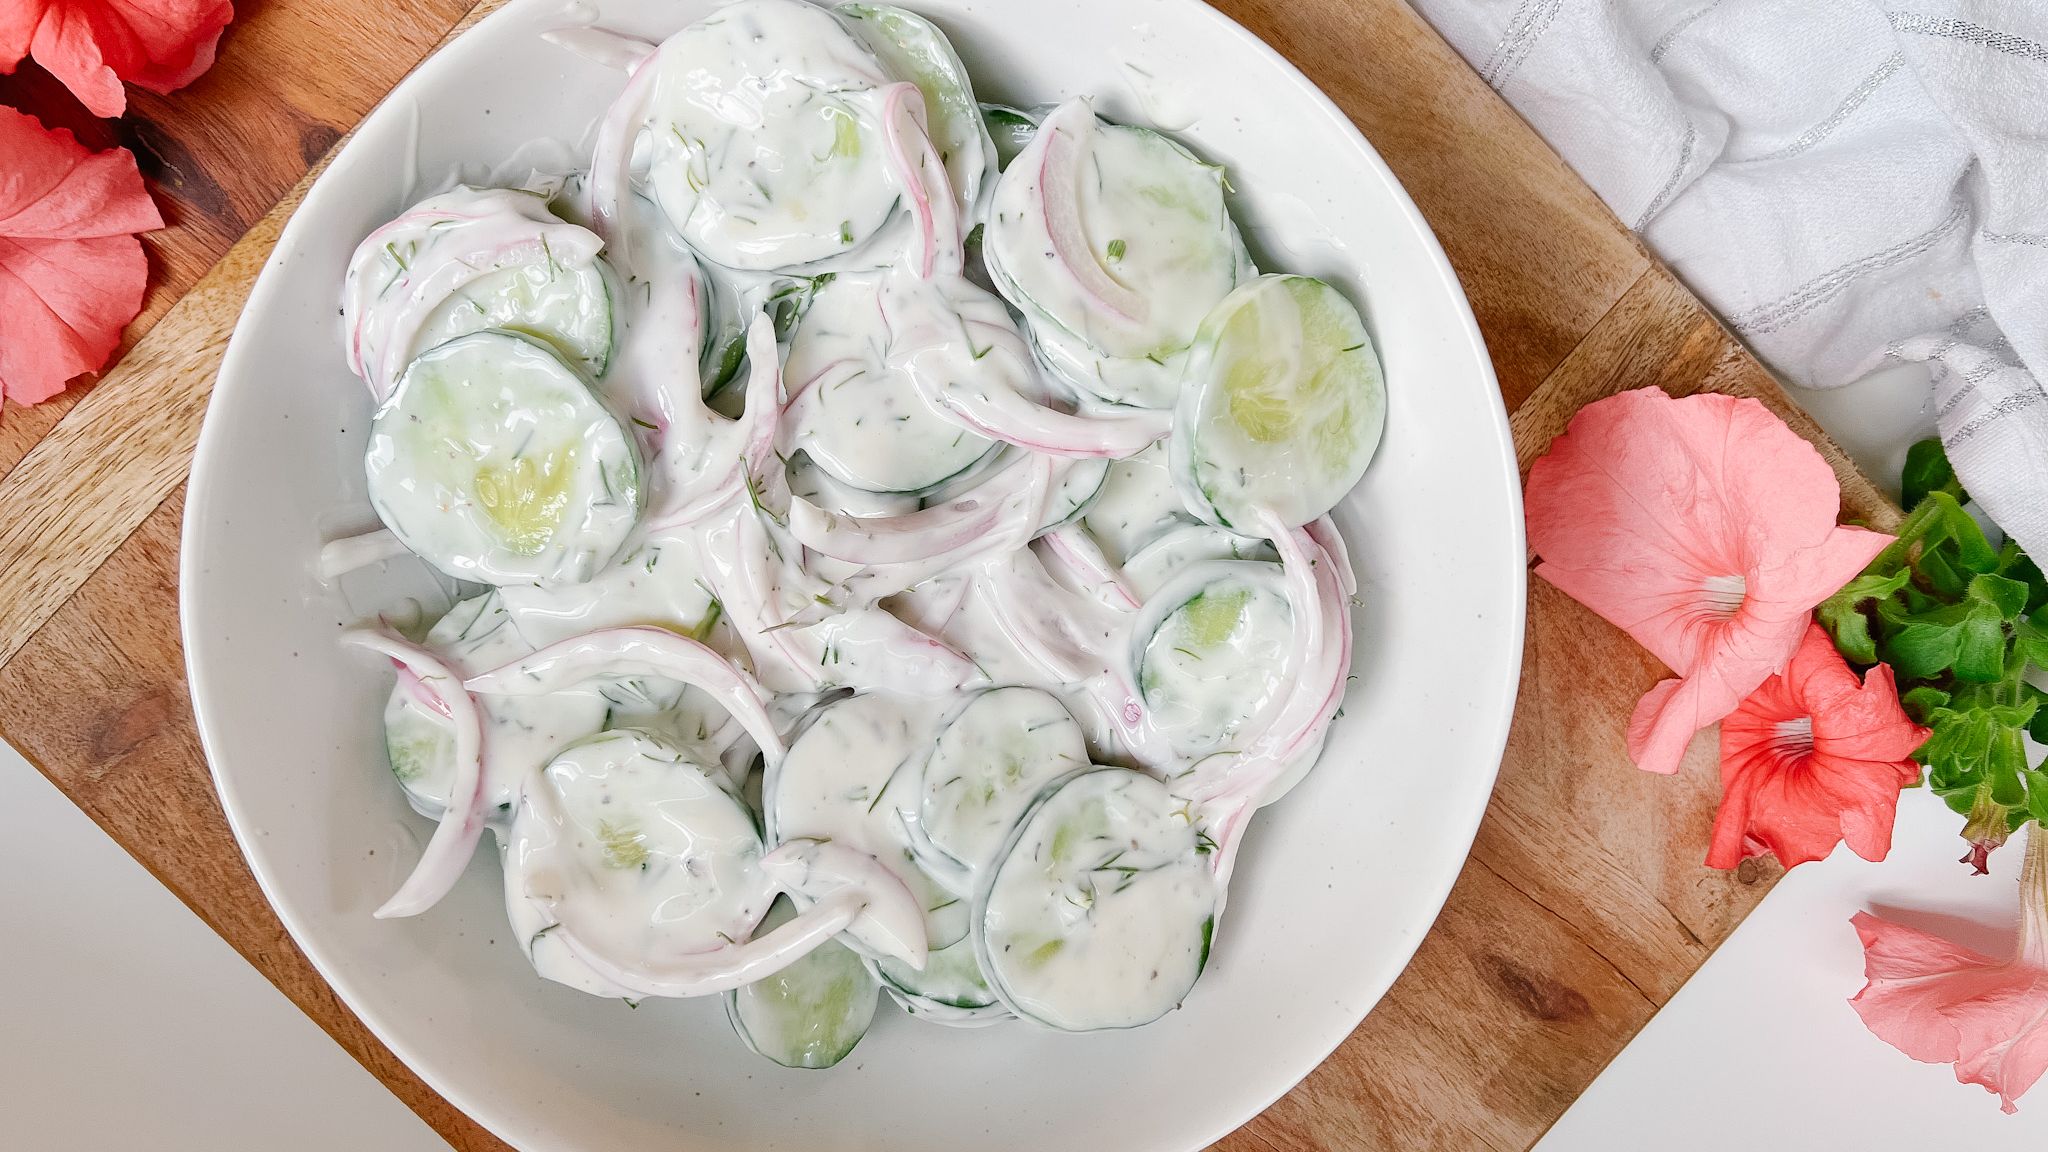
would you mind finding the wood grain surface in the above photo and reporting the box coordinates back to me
[0,2,1895,1150]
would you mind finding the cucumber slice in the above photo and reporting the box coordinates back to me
[500,838,642,1000]
[784,271,1002,494]
[1079,441,1194,566]
[382,592,607,821]
[1171,274,1387,529]
[910,688,1088,889]
[698,266,754,404]
[1132,560,1293,756]
[980,103,1038,170]
[983,100,1254,408]
[366,330,641,586]
[727,895,879,1068]
[413,248,614,378]
[837,3,996,211]
[875,933,1006,1021]
[1039,456,1110,532]
[1121,522,1278,600]
[1020,312,1192,410]
[507,729,777,981]
[344,187,615,396]
[642,0,899,271]
[767,692,969,949]
[976,767,1216,1031]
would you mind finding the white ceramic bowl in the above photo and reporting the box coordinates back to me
[182,2,1525,1148]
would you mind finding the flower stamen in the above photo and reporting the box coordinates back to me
[1771,715,1815,758]
[1700,573,1748,618]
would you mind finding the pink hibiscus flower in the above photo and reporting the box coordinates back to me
[0,0,234,119]
[1709,623,1926,869]
[0,106,163,405]
[1851,826,2048,1113]
[1525,387,1891,775]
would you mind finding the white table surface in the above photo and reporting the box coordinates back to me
[0,744,450,1152]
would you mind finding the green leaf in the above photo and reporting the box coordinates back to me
[1967,572,2031,620]
[1990,728,2030,803]
[1820,569,1913,665]
[2015,617,2048,672]
[1876,600,1966,679]
[1943,499,1999,573]
[1919,545,1967,599]
[2027,767,2048,825]
[1900,438,1962,508]
[1822,601,1880,664]
[1998,546,2048,613]
[1953,602,2009,682]
[1902,685,1951,724]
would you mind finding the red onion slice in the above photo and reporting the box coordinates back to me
[341,629,487,919]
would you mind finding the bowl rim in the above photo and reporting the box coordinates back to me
[180,0,1526,1146]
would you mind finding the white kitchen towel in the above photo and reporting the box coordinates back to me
[1408,0,2048,554]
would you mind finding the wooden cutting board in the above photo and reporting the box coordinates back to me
[0,1,1895,1149]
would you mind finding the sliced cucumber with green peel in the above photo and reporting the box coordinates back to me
[975,767,1216,1032]
[413,252,614,379]
[980,103,1039,170]
[641,0,899,271]
[1039,456,1110,532]
[1121,522,1279,600]
[909,687,1088,890]
[874,933,1006,1022]
[983,99,1254,409]
[727,895,879,1069]
[784,271,1002,494]
[344,187,615,396]
[507,729,776,987]
[838,3,996,211]
[383,592,606,820]
[1171,274,1386,528]
[767,692,968,949]
[366,330,641,586]
[1131,560,1293,756]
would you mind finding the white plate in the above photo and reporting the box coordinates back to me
[181,2,1524,1148]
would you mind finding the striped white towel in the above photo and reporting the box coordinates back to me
[1411,0,2048,554]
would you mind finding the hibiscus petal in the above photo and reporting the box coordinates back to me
[1851,832,2048,1112]
[1950,969,2048,1113]
[1850,911,1992,1064]
[1,3,42,71]
[1624,604,1810,776]
[1528,388,1865,673]
[29,6,126,118]
[0,108,161,404]
[1708,626,1927,868]
[1820,662,1935,765]
[15,0,232,117]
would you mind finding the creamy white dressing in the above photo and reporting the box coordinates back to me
[767,691,968,948]
[982,99,1253,408]
[334,0,1375,1058]
[976,767,1214,1031]
[641,0,896,271]
[1133,561,1293,756]
[383,592,607,820]
[1079,440,1192,566]
[784,270,1000,493]
[507,729,775,981]
[910,686,1089,893]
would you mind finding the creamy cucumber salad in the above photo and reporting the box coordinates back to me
[328,0,1385,1067]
